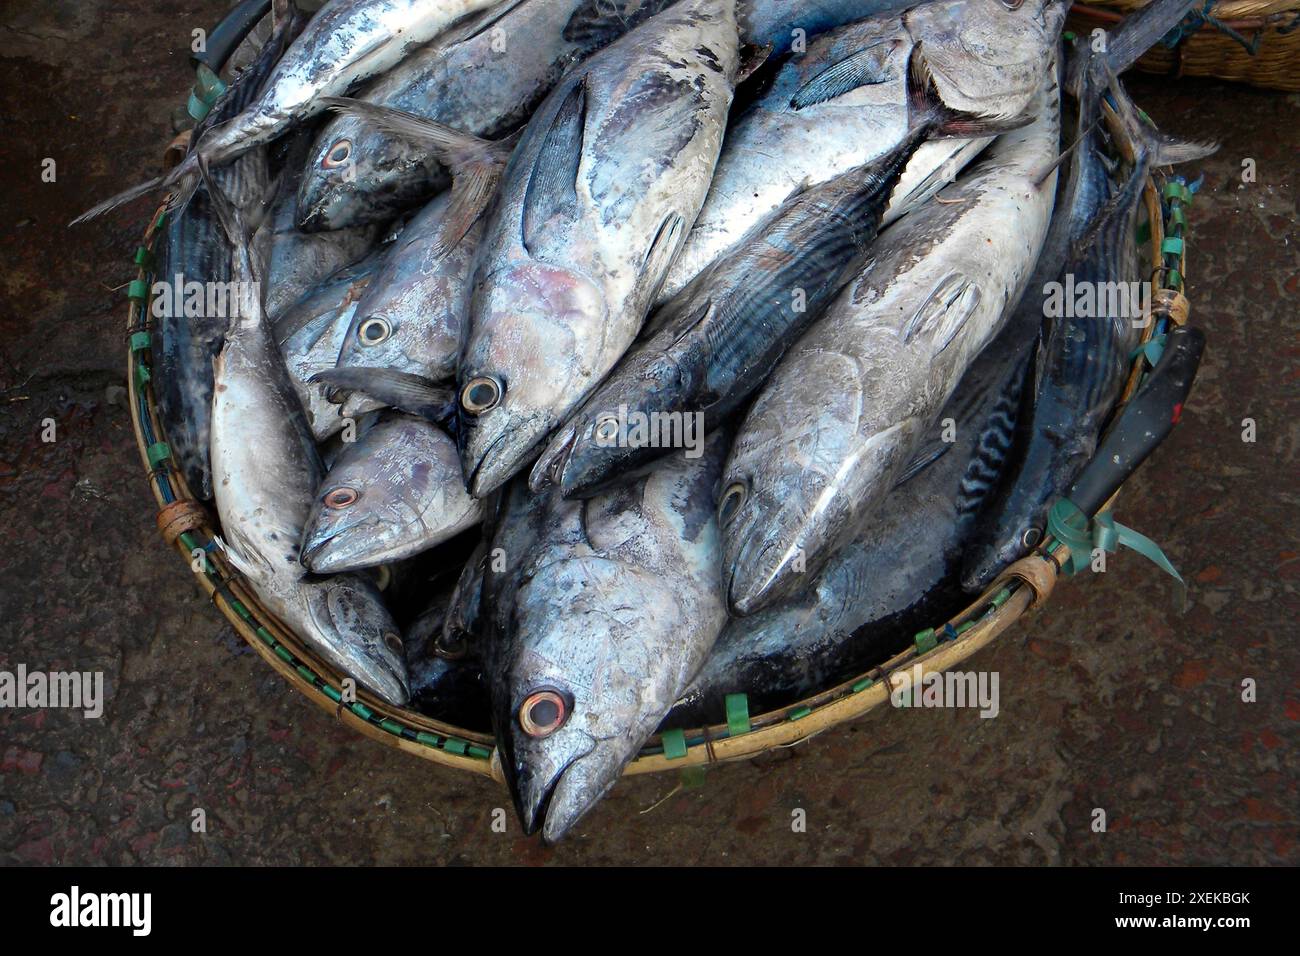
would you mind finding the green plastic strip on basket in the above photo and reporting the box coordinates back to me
[1047,499,1183,583]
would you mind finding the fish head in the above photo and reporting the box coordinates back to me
[905,0,1067,127]
[493,556,678,843]
[297,118,439,233]
[307,574,411,705]
[301,416,470,572]
[335,300,449,380]
[459,260,608,497]
[530,348,688,497]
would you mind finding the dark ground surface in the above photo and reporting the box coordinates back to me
[0,1,1296,866]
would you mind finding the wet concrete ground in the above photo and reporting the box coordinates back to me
[0,1,1296,865]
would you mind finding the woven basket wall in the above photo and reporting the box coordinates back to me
[1070,0,1300,91]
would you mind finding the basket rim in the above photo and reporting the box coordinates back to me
[125,153,1185,782]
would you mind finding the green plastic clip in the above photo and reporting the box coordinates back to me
[130,331,152,353]
[852,677,875,693]
[1047,498,1183,584]
[127,278,151,303]
[350,702,373,721]
[1163,181,1192,205]
[443,737,468,756]
[321,684,342,704]
[146,441,170,468]
[1161,236,1185,257]
[914,628,937,653]
[467,745,492,760]
[787,706,812,721]
[379,719,404,736]
[661,728,688,760]
[414,731,440,747]
[133,246,154,269]
[724,693,751,737]
[187,63,227,122]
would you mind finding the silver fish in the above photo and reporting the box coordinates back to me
[300,412,483,572]
[458,0,742,498]
[530,129,928,499]
[74,0,503,223]
[657,0,1067,302]
[322,100,515,383]
[484,432,729,842]
[717,59,1062,615]
[204,168,410,705]
[741,0,918,56]
[297,0,680,231]
[669,313,1035,723]
[276,254,388,441]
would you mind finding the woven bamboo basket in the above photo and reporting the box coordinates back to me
[125,11,1201,784]
[1069,0,1300,91]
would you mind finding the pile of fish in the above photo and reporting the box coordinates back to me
[89,0,1214,840]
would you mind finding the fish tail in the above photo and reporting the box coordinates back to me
[1104,78,1218,170]
[309,367,457,428]
[1067,0,1202,101]
[196,154,268,331]
[320,96,512,257]
[69,172,170,225]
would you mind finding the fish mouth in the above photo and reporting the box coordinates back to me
[365,655,413,707]
[727,535,801,617]
[466,430,511,498]
[467,417,550,498]
[506,735,596,838]
[528,424,578,494]
[300,528,357,574]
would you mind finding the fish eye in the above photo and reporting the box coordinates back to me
[518,688,568,738]
[435,630,468,660]
[324,486,359,509]
[323,140,352,169]
[382,632,403,655]
[1022,526,1042,549]
[1001,0,1025,8]
[594,415,620,444]
[718,482,747,527]
[358,317,391,346]
[461,376,502,415]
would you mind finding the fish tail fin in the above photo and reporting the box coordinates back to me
[271,0,295,30]
[1067,0,1201,101]
[320,97,511,256]
[907,47,1032,139]
[69,172,170,225]
[1103,76,1218,170]
[196,155,267,330]
[309,367,457,429]
[1102,0,1202,79]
